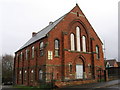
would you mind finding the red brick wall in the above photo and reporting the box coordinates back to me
[14,5,105,86]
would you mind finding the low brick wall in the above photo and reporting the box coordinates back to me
[55,79,97,87]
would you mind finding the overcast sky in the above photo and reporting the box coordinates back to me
[0,0,119,61]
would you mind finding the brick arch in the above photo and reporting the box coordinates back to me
[68,19,90,52]
[73,55,86,72]
[68,19,89,37]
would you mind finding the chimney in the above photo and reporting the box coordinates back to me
[32,32,37,37]
[49,21,53,25]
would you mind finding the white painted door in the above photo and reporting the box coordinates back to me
[76,65,83,79]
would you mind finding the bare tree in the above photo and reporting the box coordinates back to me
[2,54,14,84]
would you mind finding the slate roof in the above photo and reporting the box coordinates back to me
[105,59,117,66]
[19,14,66,51]
[117,62,120,67]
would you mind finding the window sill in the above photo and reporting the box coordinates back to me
[69,73,73,76]
[39,55,44,57]
[54,55,60,58]
[96,58,100,60]
[69,50,91,54]
[31,58,34,60]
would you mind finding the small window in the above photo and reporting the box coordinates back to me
[25,70,27,73]
[39,70,43,80]
[96,45,100,59]
[31,70,34,81]
[48,51,53,60]
[19,70,22,79]
[77,12,79,17]
[20,52,22,61]
[32,46,34,58]
[19,70,22,74]
[24,70,27,80]
[26,49,28,60]
[69,64,72,72]
[55,39,60,56]
[40,42,44,56]
[16,54,18,60]
[70,33,75,51]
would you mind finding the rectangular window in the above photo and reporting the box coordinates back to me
[48,51,53,60]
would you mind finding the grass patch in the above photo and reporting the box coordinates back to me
[13,85,38,89]
[13,83,56,89]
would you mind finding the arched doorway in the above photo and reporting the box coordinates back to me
[74,55,85,79]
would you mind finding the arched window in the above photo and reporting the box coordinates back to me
[82,36,86,52]
[96,45,100,59]
[31,70,34,81]
[70,33,75,51]
[32,46,34,58]
[26,49,28,60]
[19,70,22,79]
[55,39,60,56]
[39,70,43,80]
[40,42,44,56]
[20,52,22,61]
[24,70,27,80]
[76,27,81,51]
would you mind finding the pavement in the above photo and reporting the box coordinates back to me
[1,79,120,90]
[60,79,120,89]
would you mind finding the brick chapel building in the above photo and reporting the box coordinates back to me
[14,4,105,87]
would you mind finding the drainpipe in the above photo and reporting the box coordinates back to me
[90,38,95,79]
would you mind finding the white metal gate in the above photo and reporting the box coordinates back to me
[76,65,83,79]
